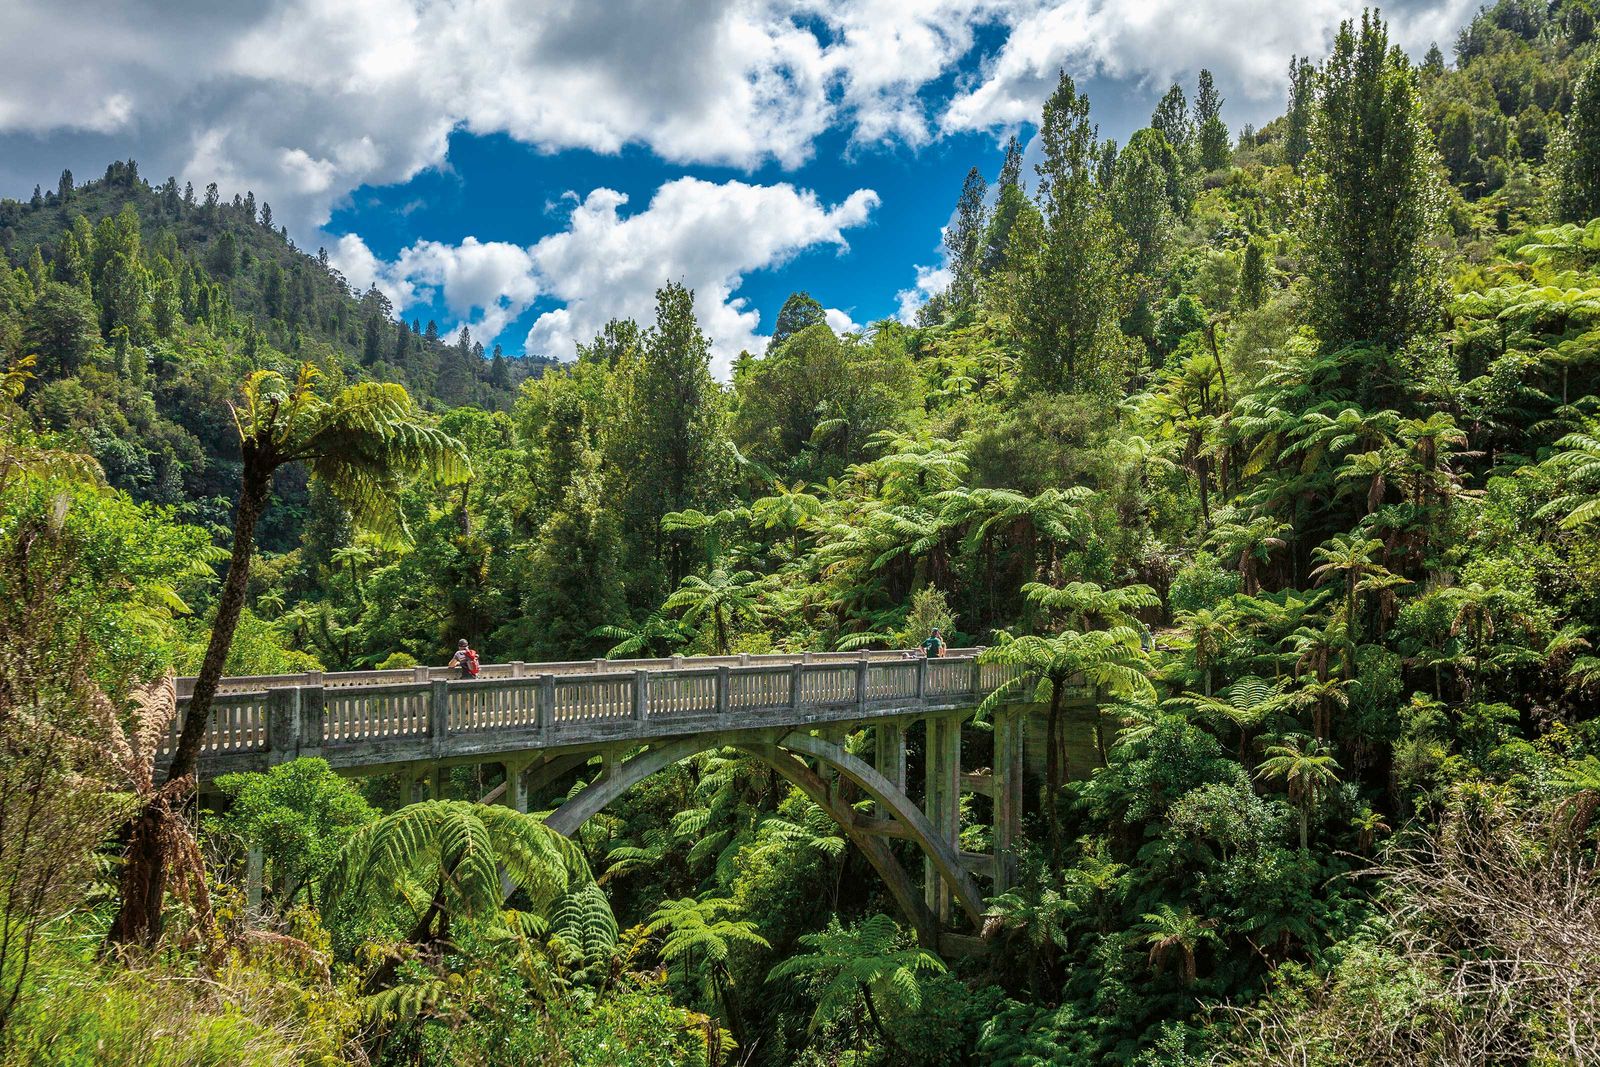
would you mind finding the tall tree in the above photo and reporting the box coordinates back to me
[1112,128,1177,279]
[769,291,827,351]
[1112,128,1177,351]
[1195,69,1230,170]
[1302,11,1445,367]
[22,282,98,380]
[1552,51,1600,223]
[945,167,988,309]
[618,284,734,597]
[1005,71,1132,394]
[51,231,91,295]
[1151,82,1192,163]
[107,365,468,948]
[1238,239,1271,310]
[984,135,1032,274]
[524,430,626,658]
[1284,55,1316,169]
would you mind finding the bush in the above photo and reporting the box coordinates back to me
[1169,552,1239,615]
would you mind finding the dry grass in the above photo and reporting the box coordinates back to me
[1216,796,1600,1066]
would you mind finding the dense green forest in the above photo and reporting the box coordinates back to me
[6,1,1600,1063]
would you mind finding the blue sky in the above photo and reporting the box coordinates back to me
[326,125,1010,351]
[0,0,1480,374]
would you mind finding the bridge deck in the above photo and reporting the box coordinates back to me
[167,649,1023,779]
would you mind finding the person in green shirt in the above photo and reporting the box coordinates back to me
[921,628,946,658]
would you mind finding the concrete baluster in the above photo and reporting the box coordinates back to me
[267,687,298,765]
[633,671,650,722]
[536,674,555,733]
[430,680,450,758]
[297,684,325,760]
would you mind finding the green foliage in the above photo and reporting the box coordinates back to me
[1302,12,1446,361]
[550,881,621,979]
[216,757,378,906]
[767,914,943,1034]
[1551,51,1600,222]
[0,928,360,1066]
[234,364,471,543]
[770,291,828,350]
[325,799,594,975]
[1005,70,1134,394]
[14,7,1600,1061]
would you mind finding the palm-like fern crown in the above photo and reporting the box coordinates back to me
[978,627,1154,719]
[549,881,620,977]
[646,895,771,967]
[768,913,944,1030]
[1255,738,1342,803]
[1541,426,1600,527]
[325,800,590,926]
[233,364,470,541]
[663,568,762,621]
[1023,579,1159,628]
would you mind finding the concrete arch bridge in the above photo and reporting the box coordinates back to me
[170,649,1099,952]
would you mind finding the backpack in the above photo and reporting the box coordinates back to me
[464,649,480,676]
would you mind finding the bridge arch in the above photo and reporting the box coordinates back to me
[540,727,987,945]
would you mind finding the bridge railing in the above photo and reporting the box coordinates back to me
[162,651,1018,770]
[175,648,988,699]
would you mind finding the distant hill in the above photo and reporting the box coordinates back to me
[0,159,559,409]
[0,160,559,548]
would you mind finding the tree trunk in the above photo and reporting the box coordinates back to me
[363,887,447,995]
[1045,681,1065,858]
[861,985,907,1060]
[107,453,272,949]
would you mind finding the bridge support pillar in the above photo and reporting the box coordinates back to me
[923,713,962,924]
[875,721,906,818]
[397,766,421,806]
[992,706,1024,893]
[504,759,528,814]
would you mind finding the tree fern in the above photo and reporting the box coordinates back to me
[325,800,590,991]
[646,896,770,981]
[549,881,619,980]
[361,975,451,1025]
[768,913,943,1042]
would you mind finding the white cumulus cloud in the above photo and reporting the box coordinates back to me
[824,307,862,334]
[895,264,953,324]
[943,0,1479,131]
[332,177,878,377]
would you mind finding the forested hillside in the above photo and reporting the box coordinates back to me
[6,1,1600,1064]
[0,161,554,541]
